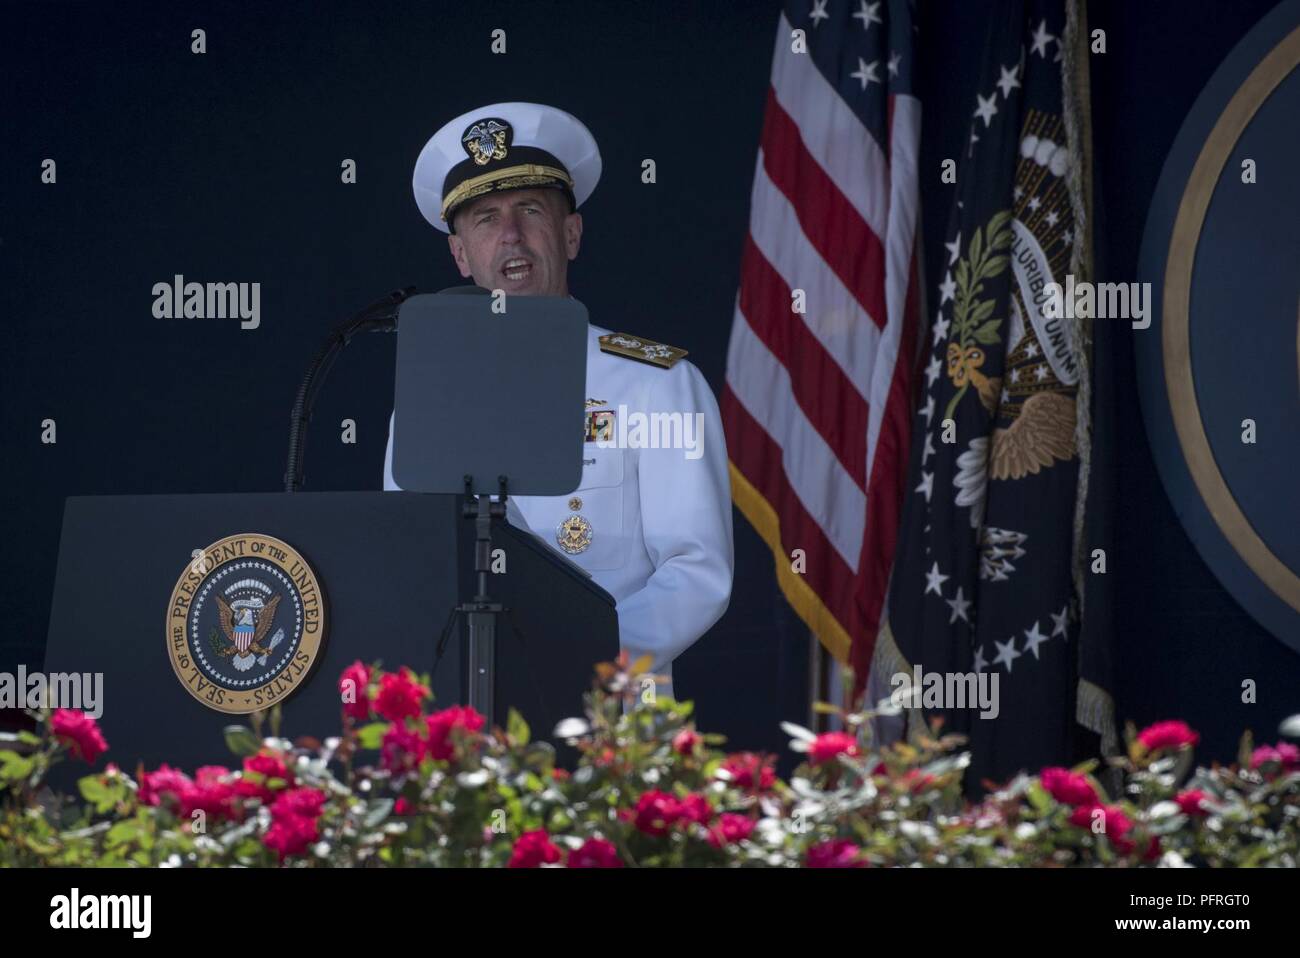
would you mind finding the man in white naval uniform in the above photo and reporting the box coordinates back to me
[384,102,733,696]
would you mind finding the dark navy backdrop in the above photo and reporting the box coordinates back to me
[2,0,1295,765]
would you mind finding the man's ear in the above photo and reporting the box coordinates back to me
[564,212,583,261]
[447,232,474,278]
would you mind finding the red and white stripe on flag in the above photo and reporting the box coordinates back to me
[723,2,921,684]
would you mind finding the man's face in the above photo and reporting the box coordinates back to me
[447,188,582,297]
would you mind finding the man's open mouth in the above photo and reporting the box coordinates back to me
[501,258,533,281]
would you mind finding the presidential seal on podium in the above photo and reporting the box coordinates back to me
[165,533,327,714]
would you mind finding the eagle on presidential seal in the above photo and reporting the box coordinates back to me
[213,592,282,672]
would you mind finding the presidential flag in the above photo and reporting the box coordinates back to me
[722,0,922,681]
[873,0,1116,786]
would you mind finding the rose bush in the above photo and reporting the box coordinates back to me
[0,655,1296,867]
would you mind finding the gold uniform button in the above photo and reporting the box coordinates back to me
[568,496,583,511]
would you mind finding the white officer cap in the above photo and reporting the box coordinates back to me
[412,101,602,233]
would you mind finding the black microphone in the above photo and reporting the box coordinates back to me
[284,285,495,491]
[284,287,420,492]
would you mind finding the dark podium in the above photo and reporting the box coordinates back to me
[43,491,618,771]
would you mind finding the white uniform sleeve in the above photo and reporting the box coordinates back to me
[383,411,400,490]
[613,362,733,674]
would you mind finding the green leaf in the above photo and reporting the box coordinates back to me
[363,799,393,829]
[972,319,1002,345]
[1237,730,1255,770]
[955,258,970,295]
[223,725,261,758]
[355,722,389,750]
[0,731,41,747]
[988,209,1013,238]
[1026,780,1052,814]
[0,750,35,783]
[969,299,996,325]
[105,819,142,849]
[507,708,530,747]
[982,255,1009,279]
[968,226,983,270]
[77,775,118,814]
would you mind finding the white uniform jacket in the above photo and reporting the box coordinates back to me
[383,322,733,693]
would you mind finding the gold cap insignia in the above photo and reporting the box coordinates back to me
[462,118,511,165]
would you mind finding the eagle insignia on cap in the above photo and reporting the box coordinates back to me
[462,119,511,166]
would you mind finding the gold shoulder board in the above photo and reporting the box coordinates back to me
[598,332,688,369]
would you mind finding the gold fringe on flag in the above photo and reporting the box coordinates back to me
[728,461,852,664]
[1063,0,1118,758]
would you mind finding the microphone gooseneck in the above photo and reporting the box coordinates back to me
[284,287,418,492]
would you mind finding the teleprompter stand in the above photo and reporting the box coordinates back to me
[434,475,511,721]
[392,293,593,718]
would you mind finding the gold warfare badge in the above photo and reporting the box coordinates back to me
[166,533,326,714]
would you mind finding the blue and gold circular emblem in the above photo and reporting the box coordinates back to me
[1137,1,1300,649]
[165,533,326,713]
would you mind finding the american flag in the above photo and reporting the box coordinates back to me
[722,0,921,689]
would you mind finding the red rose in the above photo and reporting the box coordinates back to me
[138,764,193,807]
[424,705,486,762]
[508,829,562,868]
[808,731,859,767]
[236,751,295,801]
[373,668,430,722]
[245,752,292,782]
[1069,803,1135,853]
[181,782,239,821]
[270,787,328,821]
[1250,742,1300,775]
[677,793,713,826]
[338,661,372,720]
[632,790,680,837]
[719,752,777,793]
[805,839,865,868]
[568,837,623,868]
[394,797,415,816]
[380,722,425,774]
[263,814,318,860]
[1136,720,1199,753]
[1039,767,1098,807]
[262,787,327,861]
[707,813,755,848]
[1175,789,1209,817]
[1142,836,1162,862]
[194,765,232,784]
[672,729,699,756]
[901,769,937,793]
[550,767,571,782]
[179,766,240,821]
[49,709,108,764]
